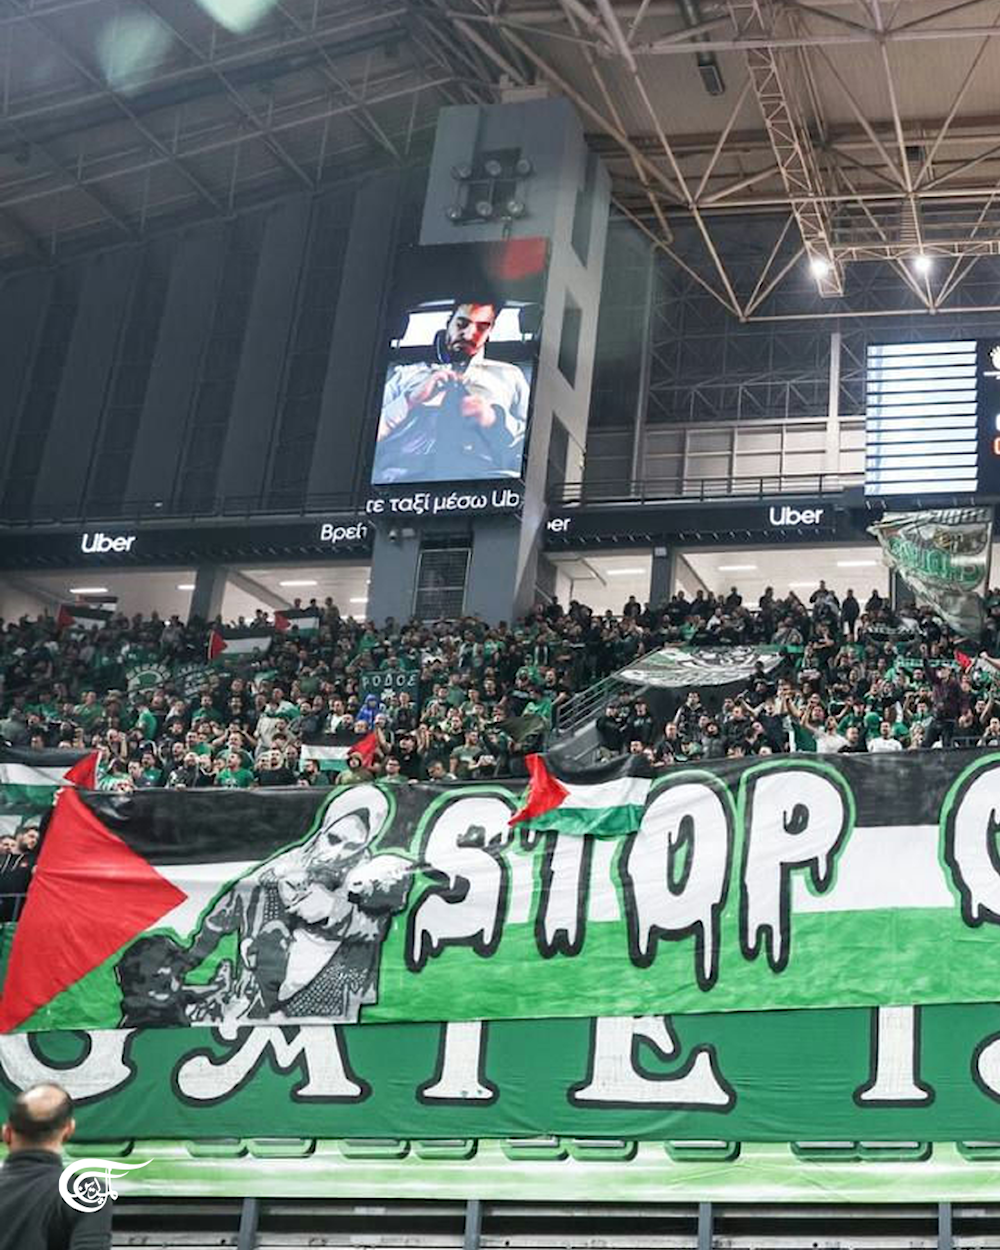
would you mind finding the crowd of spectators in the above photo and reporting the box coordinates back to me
[600,581,1000,762]
[0,600,575,791]
[2,578,1000,801]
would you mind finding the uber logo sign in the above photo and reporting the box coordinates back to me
[768,505,825,527]
[80,532,137,554]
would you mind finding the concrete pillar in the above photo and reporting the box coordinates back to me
[649,546,675,608]
[825,330,842,478]
[32,249,137,518]
[189,564,227,623]
[125,225,227,507]
[890,569,915,611]
[308,172,402,503]
[217,196,311,505]
[465,516,524,621]
[367,526,421,625]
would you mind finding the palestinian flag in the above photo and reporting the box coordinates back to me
[207,628,273,662]
[301,729,378,774]
[509,752,653,837]
[56,604,112,632]
[275,608,321,636]
[0,784,413,1033]
[0,747,97,834]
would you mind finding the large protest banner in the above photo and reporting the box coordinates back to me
[7,752,1000,1033]
[3,1003,1000,1141]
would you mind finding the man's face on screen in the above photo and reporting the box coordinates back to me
[445,303,497,360]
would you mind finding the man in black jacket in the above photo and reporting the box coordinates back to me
[0,1083,112,1248]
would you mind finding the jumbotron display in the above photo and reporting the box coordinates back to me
[370,238,546,488]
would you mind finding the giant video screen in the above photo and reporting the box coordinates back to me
[370,238,547,487]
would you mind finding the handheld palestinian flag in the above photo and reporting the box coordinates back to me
[509,752,653,837]
[300,729,378,774]
[207,627,273,662]
[56,604,112,632]
[275,608,321,637]
[0,747,97,834]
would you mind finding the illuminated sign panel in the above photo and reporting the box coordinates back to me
[865,340,979,496]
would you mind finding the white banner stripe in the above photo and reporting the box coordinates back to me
[0,764,69,787]
[300,745,349,761]
[154,861,256,937]
[560,776,651,811]
[792,824,952,913]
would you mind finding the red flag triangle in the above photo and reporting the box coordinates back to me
[509,753,569,826]
[64,750,97,790]
[0,788,187,1032]
[354,731,379,766]
[207,629,226,661]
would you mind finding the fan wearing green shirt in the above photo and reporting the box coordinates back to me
[217,752,256,789]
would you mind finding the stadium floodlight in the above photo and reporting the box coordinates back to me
[913,254,933,275]
[606,567,646,576]
[176,583,195,590]
[717,563,757,572]
[279,579,318,587]
[69,586,109,594]
[809,256,830,280]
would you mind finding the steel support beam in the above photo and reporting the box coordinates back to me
[237,1196,259,1250]
[727,0,843,293]
[698,1202,713,1250]
[464,1200,483,1250]
[938,1202,953,1250]
[136,0,315,192]
[5,0,225,216]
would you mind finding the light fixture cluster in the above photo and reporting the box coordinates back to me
[446,152,533,226]
[807,253,934,283]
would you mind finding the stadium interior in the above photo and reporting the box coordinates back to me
[3,0,1000,1241]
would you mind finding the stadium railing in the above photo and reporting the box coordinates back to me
[549,470,862,508]
[0,472,863,527]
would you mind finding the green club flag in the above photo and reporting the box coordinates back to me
[11,751,1000,1033]
[868,508,992,636]
[616,645,783,689]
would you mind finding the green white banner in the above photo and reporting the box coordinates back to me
[9,752,1000,1032]
[6,1004,1000,1143]
[616,646,782,689]
[868,507,992,635]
